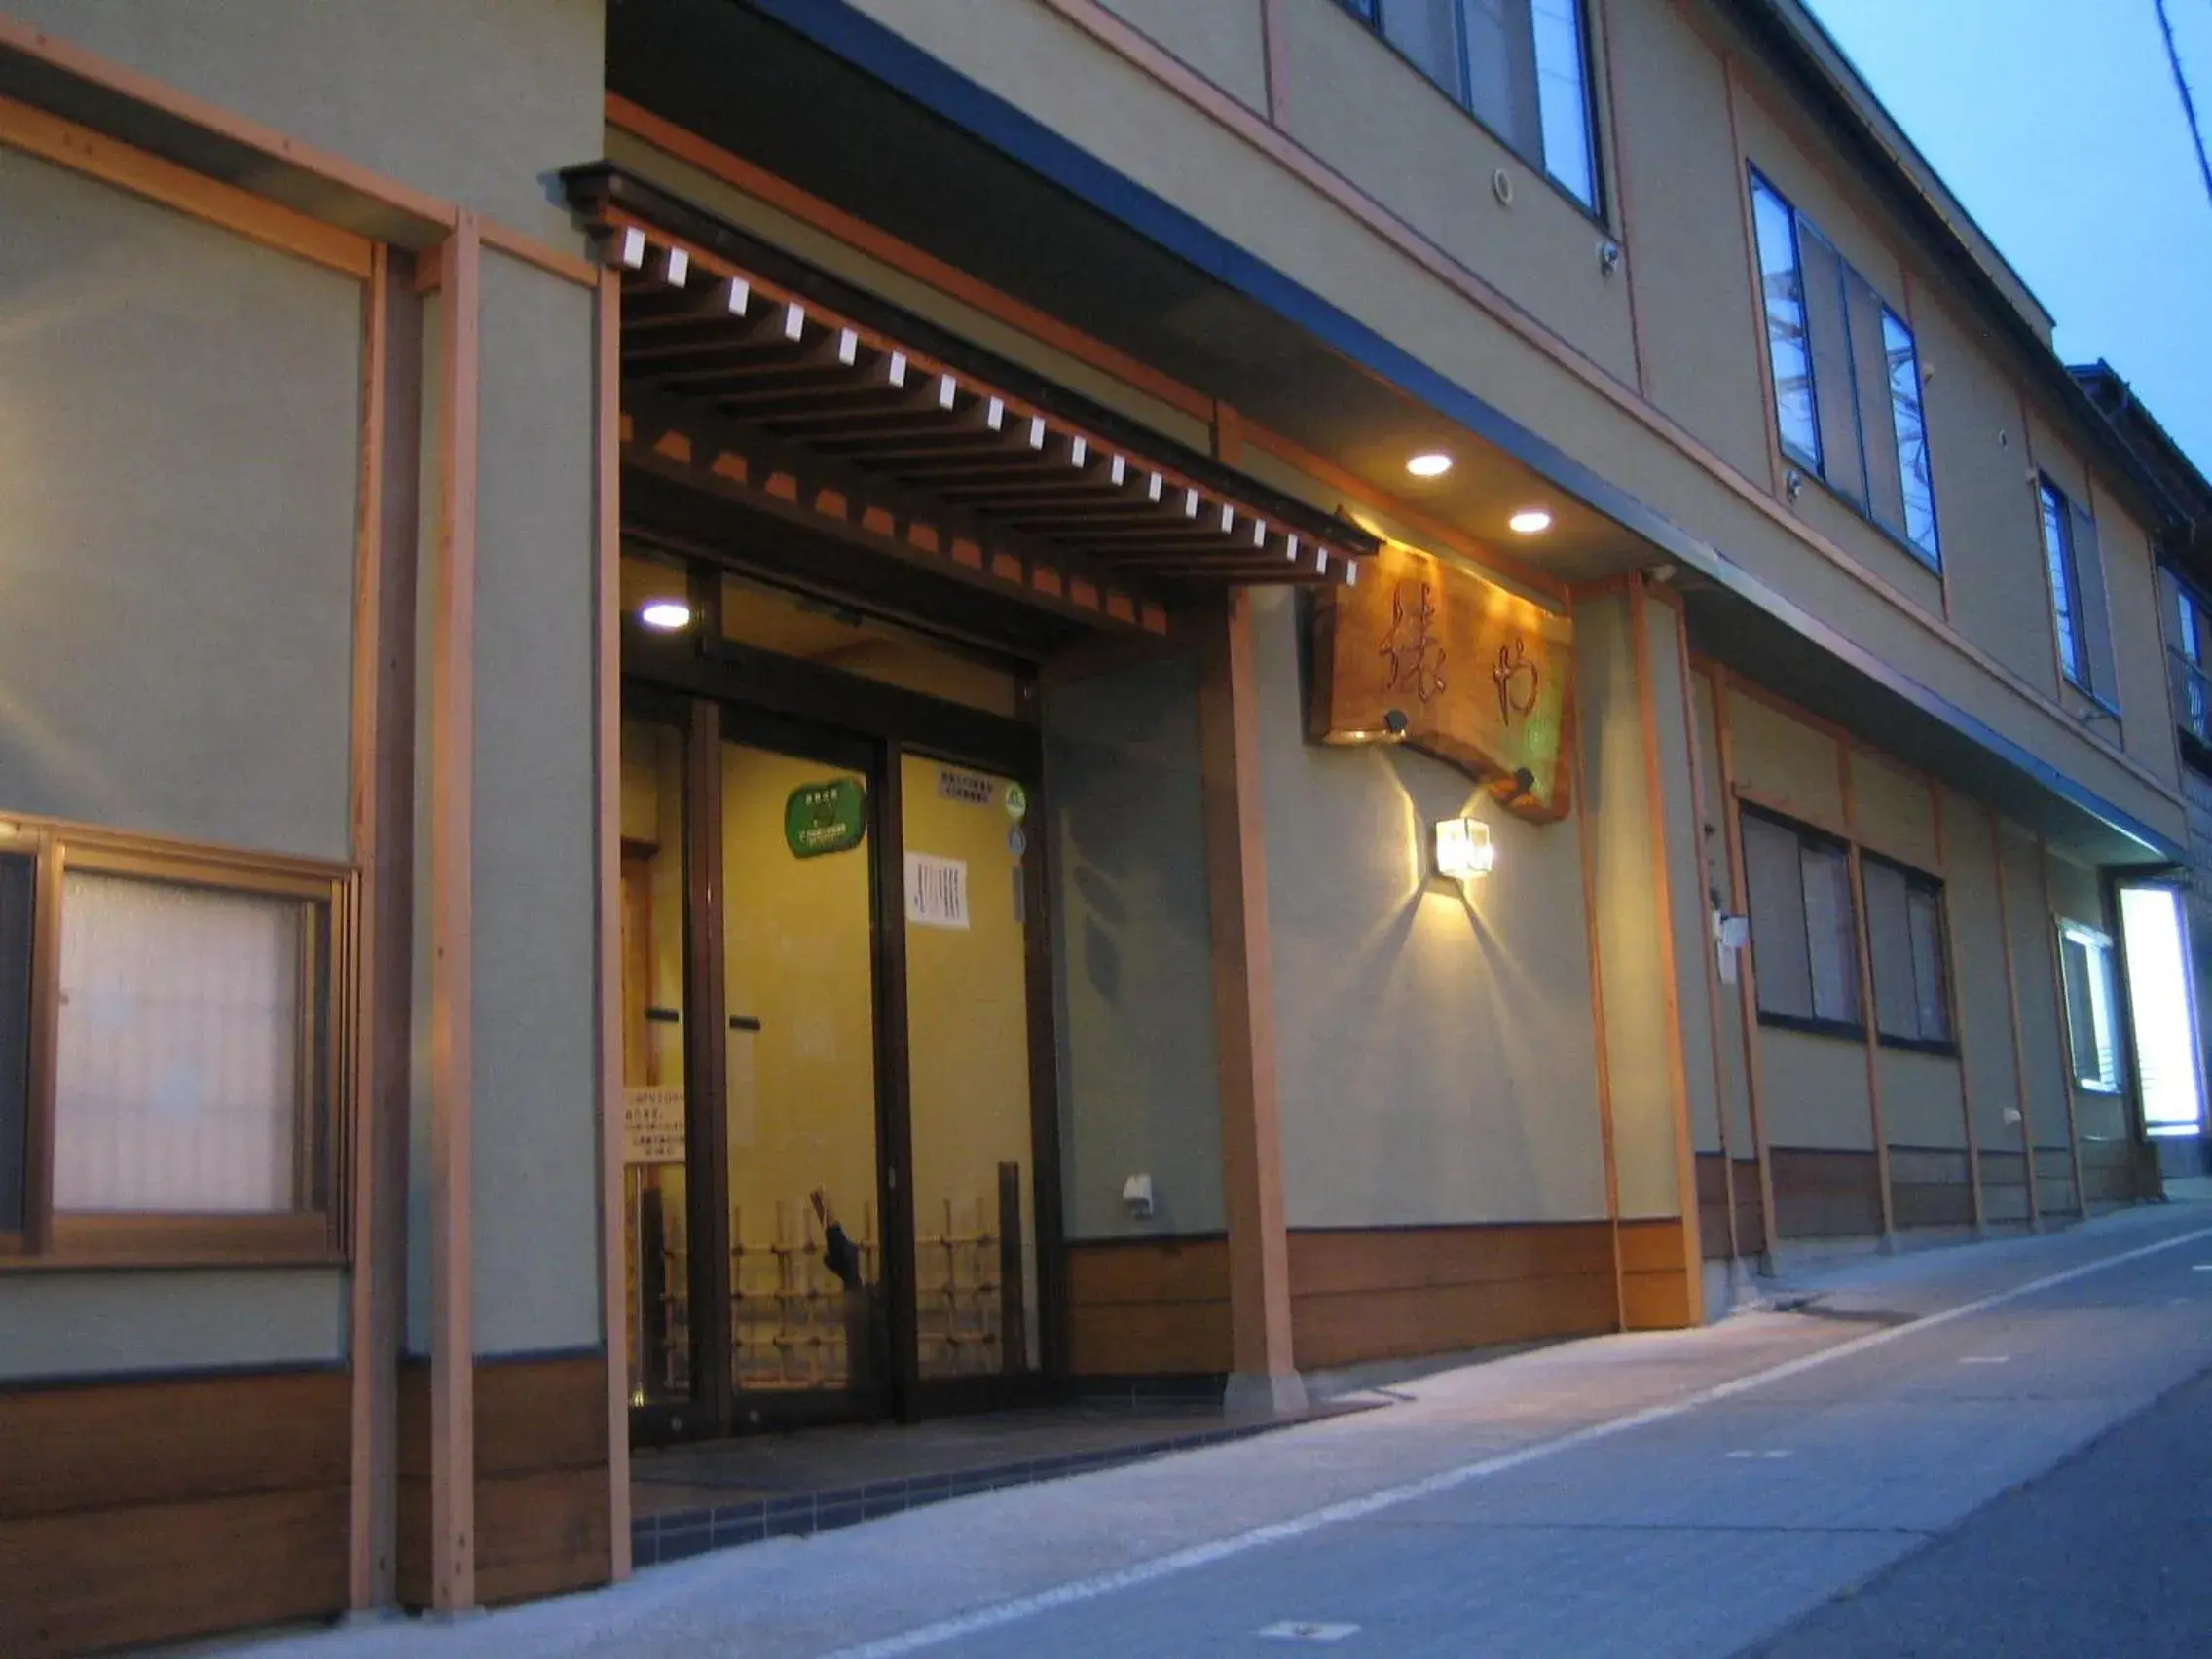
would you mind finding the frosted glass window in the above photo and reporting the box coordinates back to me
[2120,886,2203,1135]
[52,872,306,1213]
[1799,841,1861,1026]
[1745,807,1862,1032]
[1863,857,1952,1046]
[2060,923,2120,1094]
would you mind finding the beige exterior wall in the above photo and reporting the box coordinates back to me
[0,1270,349,1383]
[1937,787,2030,1170]
[823,0,2186,862]
[1691,674,1757,1164]
[1098,0,1272,113]
[1999,825,2078,1161]
[1045,656,1228,1239]
[1255,584,1611,1229]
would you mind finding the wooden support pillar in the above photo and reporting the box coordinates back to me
[1838,750,1899,1246]
[426,214,481,1613]
[1196,588,1305,1414]
[1711,670,1781,1271]
[2038,839,2091,1217]
[1930,790,1987,1235]
[347,245,423,1610]
[1989,811,2043,1230]
[1628,579,1705,1321]
[592,265,633,1582]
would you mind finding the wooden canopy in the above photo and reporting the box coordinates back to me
[566,165,1377,622]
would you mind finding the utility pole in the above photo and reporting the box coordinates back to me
[2156,0,2212,216]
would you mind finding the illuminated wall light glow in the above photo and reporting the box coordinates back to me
[1432,816,1495,881]
[640,599,693,631]
[1406,451,1454,478]
[1508,508,1554,535]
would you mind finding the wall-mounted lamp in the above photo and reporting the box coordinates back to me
[640,599,692,631]
[1432,815,1495,882]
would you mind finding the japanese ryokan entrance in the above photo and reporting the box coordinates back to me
[617,556,1056,1442]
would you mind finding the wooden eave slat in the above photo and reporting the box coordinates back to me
[590,208,1370,589]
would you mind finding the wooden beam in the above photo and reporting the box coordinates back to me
[1196,590,1304,1412]
[1673,609,1740,1266]
[1629,580,1705,1319]
[0,92,371,277]
[1838,748,1899,1244]
[1988,810,2043,1229]
[1571,664,1628,1328]
[1712,669,1781,1266]
[2037,838,2091,1216]
[593,267,633,1583]
[426,215,481,1613]
[1930,789,1986,1233]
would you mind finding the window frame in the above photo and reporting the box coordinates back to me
[1860,849,1957,1056]
[1747,169,1944,575]
[1741,802,1867,1044]
[2041,475,2089,690]
[2057,920,2123,1096]
[0,815,352,1270]
[1337,0,1607,221]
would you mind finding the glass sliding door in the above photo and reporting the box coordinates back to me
[721,730,890,1415]
[898,752,1042,1384]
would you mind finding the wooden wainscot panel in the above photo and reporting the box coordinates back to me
[1887,1145,1974,1230]
[0,1368,350,1658]
[1066,1237,1233,1377]
[1309,543,1575,822]
[1770,1148,1884,1240]
[396,1352,612,1610]
[1976,1148,2030,1224]
[2078,1138,2139,1207]
[1286,1224,1619,1368]
[1617,1219,1696,1330]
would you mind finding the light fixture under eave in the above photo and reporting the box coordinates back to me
[1508,507,1554,535]
[640,599,693,631]
[1406,451,1455,479]
[1432,815,1495,882]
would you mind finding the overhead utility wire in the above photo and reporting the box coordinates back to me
[2156,0,2212,216]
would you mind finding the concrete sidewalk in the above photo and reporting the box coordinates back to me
[225,1200,2212,1658]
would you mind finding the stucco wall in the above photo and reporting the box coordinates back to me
[1938,786,2029,1161]
[1254,586,1609,1229]
[1097,0,1271,113]
[1045,655,1228,1239]
[0,0,605,246]
[0,151,363,1378]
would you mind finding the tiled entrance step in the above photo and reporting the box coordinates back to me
[630,1397,1372,1567]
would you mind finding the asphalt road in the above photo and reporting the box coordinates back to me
[1751,1354,2212,1658]
[231,1203,2212,1659]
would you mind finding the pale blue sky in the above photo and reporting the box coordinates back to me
[1808,0,2212,479]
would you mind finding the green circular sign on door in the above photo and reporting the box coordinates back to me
[1005,783,1028,822]
[785,777,867,858]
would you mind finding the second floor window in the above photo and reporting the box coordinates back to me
[2038,474,2119,710]
[1342,0,1600,211]
[2168,572,2212,744]
[1749,171,1941,568]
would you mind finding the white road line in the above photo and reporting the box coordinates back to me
[807,1222,2212,1659]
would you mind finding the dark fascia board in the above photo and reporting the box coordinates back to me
[716,0,2187,865]
[561,162,1379,565]
[1725,0,2175,531]
[2070,362,2212,550]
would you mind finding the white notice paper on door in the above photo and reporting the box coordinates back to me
[905,852,970,929]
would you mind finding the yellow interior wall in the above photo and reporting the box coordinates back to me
[720,741,881,1382]
[899,753,1041,1374]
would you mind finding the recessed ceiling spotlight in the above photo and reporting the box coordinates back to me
[640,599,693,631]
[1406,451,1454,479]
[1508,508,1554,535]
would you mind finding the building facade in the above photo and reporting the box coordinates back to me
[0,1,2194,1652]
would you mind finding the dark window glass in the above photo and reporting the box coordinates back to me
[1350,1,1600,209]
[1882,310,1940,560]
[1749,172,1943,569]
[0,851,31,1235]
[1744,808,1862,1031]
[2041,478,2087,687]
[1864,857,1952,1047]
[1751,176,1821,469]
